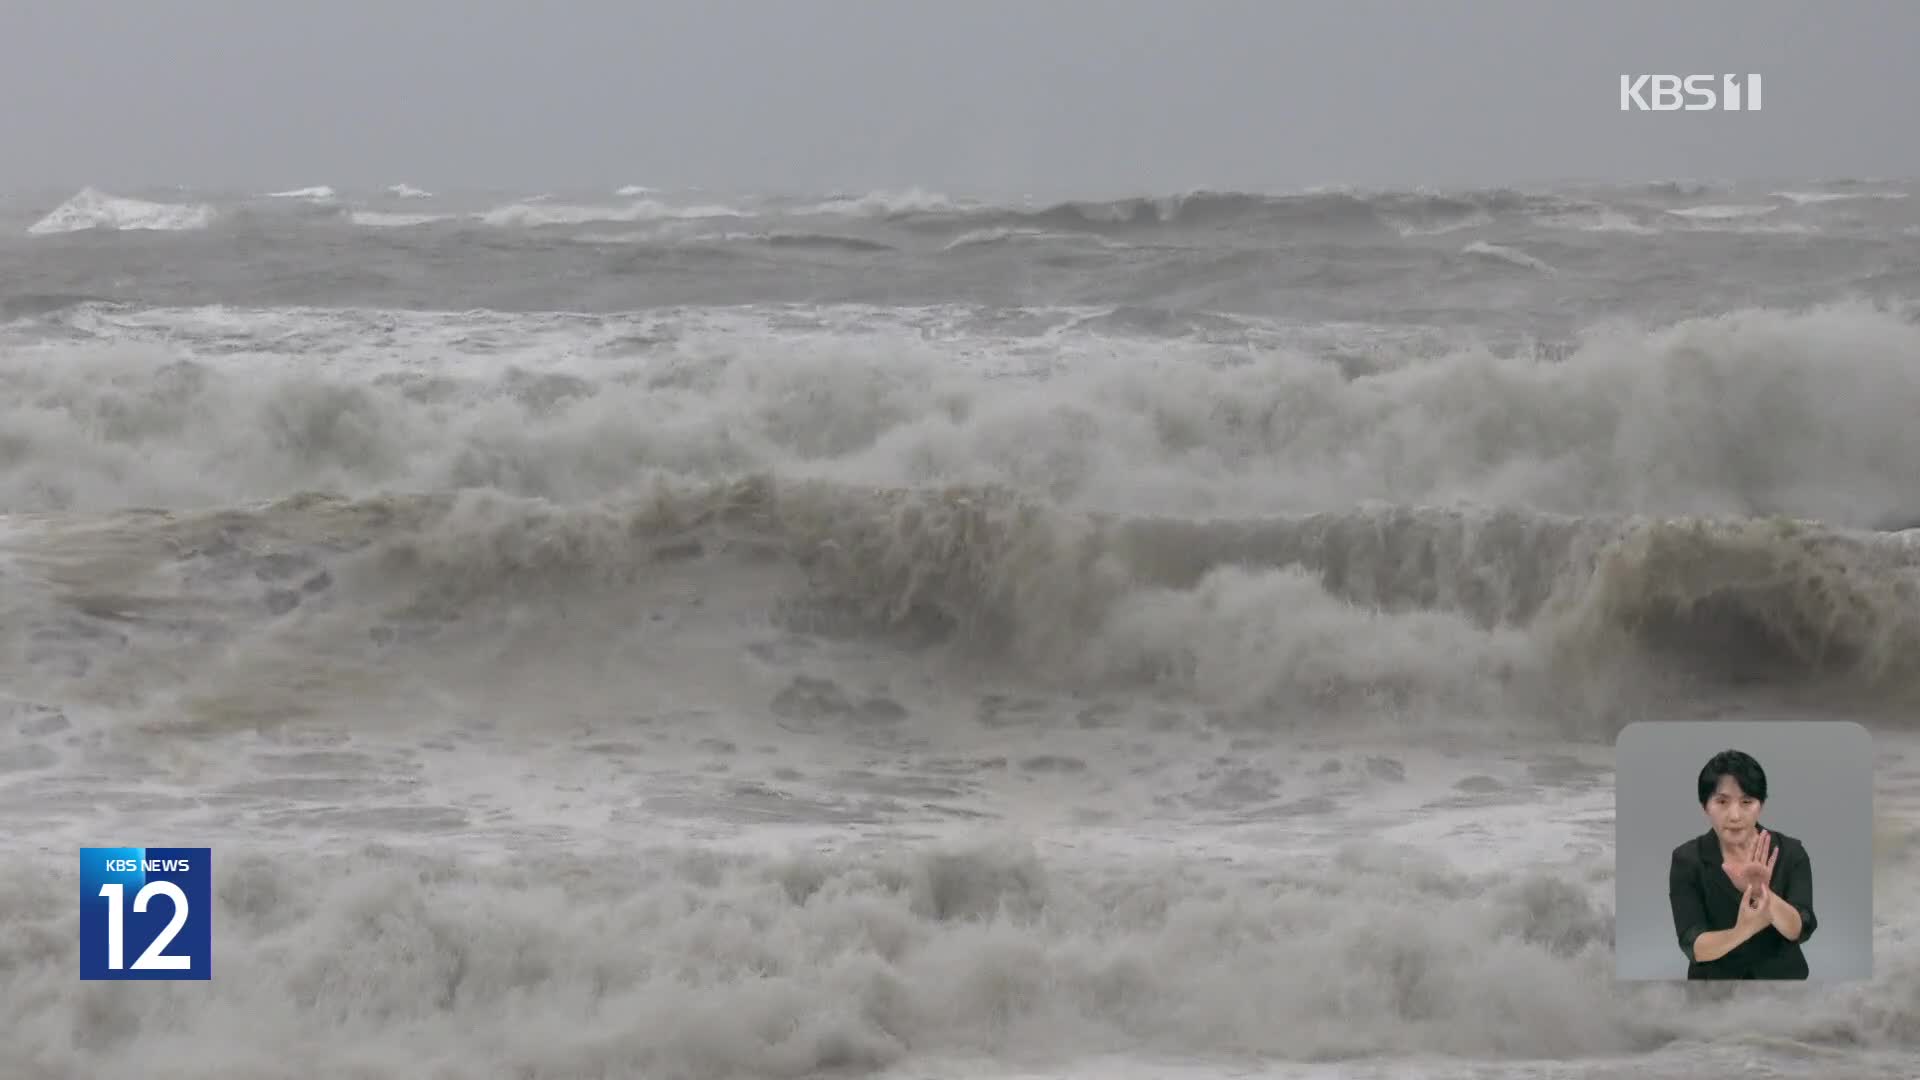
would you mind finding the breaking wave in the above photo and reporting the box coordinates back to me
[6,480,1917,742]
[26,187,217,235]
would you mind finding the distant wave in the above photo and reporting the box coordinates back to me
[750,232,896,253]
[476,197,750,227]
[19,181,1913,243]
[793,187,974,217]
[940,226,1132,252]
[775,182,1912,239]
[1536,207,1662,235]
[1641,179,1725,198]
[263,185,338,202]
[1462,241,1556,273]
[905,190,1374,231]
[572,230,897,254]
[1772,189,1908,205]
[1389,210,1492,237]
[813,187,1640,240]
[26,187,217,236]
[349,210,454,229]
[1666,204,1776,221]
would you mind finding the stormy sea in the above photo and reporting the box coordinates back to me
[2,179,1918,1079]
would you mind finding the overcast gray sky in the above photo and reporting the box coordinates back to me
[2,0,1913,196]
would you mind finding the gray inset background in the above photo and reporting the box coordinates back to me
[1614,720,1874,980]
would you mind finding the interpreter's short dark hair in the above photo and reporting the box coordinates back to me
[1698,749,1768,805]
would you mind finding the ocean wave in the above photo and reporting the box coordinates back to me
[9,300,1918,531]
[1535,207,1663,235]
[4,299,1919,725]
[262,185,338,202]
[5,482,1915,740]
[794,187,978,217]
[1772,189,1908,205]
[1462,241,1556,273]
[848,187,1614,239]
[477,198,750,228]
[1666,204,1777,221]
[1389,210,1492,237]
[1641,179,1726,198]
[25,187,217,236]
[742,185,1603,237]
[348,210,455,229]
[941,227,1132,252]
[777,181,1916,240]
[370,484,1920,706]
[14,182,1911,249]
[676,231,897,254]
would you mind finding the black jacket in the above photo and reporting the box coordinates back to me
[1668,826,1817,979]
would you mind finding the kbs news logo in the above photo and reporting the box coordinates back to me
[1619,74,1762,111]
[79,847,212,980]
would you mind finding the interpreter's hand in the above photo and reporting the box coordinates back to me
[1735,883,1771,934]
[1723,828,1777,892]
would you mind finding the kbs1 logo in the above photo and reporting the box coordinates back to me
[79,847,212,980]
[1620,74,1763,111]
